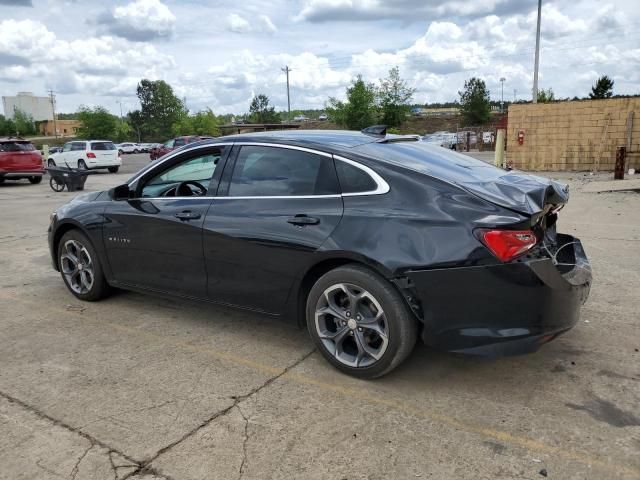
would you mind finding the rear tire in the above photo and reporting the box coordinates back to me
[78,160,87,170]
[48,159,56,167]
[306,264,418,379]
[108,166,119,173]
[58,229,110,301]
[133,149,139,154]
[28,176,42,184]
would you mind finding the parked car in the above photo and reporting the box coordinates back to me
[423,132,457,149]
[0,137,44,184]
[48,140,121,173]
[138,143,155,153]
[293,115,309,122]
[318,113,328,121]
[48,146,63,154]
[48,129,591,379]
[149,136,213,161]
[116,143,141,154]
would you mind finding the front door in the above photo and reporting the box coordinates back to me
[103,146,228,297]
[204,145,344,314]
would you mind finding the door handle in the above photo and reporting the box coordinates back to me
[287,215,320,226]
[175,211,201,221]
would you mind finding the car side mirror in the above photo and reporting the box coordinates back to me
[110,183,133,201]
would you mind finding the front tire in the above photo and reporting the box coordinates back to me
[306,264,418,379]
[108,166,119,173]
[48,159,56,167]
[58,230,110,301]
[29,176,42,184]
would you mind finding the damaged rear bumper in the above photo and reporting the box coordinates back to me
[406,234,591,356]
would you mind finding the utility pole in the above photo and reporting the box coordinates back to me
[500,77,506,113]
[116,100,123,121]
[48,89,58,138]
[532,0,542,103]
[281,65,291,122]
[514,89,517,102]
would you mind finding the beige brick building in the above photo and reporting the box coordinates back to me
[38,119,80,137]
[506,97,640,171]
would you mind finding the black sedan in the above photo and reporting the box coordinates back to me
[48,129,591,378]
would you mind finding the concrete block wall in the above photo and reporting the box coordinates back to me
[506,97,640,171]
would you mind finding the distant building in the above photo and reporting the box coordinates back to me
[2,92,53,121]
[38,120,80,137]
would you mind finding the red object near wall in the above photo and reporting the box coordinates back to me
[517,130,525,145]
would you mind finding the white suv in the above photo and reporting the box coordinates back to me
[116,142,141,154]
[48,140,122,173]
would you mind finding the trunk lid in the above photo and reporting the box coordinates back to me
[0,141,42,171]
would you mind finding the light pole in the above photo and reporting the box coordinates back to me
[532,0,542,103]
[500,77,506,113]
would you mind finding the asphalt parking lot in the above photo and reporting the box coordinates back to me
[1,153,639,480]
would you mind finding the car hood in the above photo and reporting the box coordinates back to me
[457,171,569,216]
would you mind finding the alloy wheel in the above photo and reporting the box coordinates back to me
[60,239,94,294]
[315,283,389,368]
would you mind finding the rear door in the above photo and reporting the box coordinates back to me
[203,144,344,314]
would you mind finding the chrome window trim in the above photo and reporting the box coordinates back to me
[127,142,234,185]
[128,141,389,199]
[333,154,390,196]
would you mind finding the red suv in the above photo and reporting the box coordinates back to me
[149,136,213,161]
[0,138,44,184]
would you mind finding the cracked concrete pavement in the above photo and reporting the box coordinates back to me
[0,154,639,479]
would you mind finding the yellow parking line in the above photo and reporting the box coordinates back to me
[4,293,639,478]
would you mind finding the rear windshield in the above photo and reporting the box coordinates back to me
[91,142,116,151]
[0,141,35,152]
[354,141,504,184]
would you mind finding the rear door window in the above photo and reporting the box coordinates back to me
[71,142,86,151]
[228,146,338,197]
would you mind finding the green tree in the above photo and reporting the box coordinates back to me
[327,75,379,130]
[249,94,280,124]
[172,109,221,136]
[136,79,187,139]
[0,114,14,136]
[114,120,133,142]
[13,108,36,136]
[537,88,555,103]
[76,106,118,139]
[589,75,614,99]
[378,67,415,127]
[459,77,491,124]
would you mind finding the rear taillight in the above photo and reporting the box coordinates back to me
[478,229,537,262]
[86,152,96,158]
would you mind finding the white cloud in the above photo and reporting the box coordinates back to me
[227,13,251,33]
[0,18,174,97]
[227,13,278,34]
[101,0,176,41]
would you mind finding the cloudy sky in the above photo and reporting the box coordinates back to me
[1,0,639,116]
